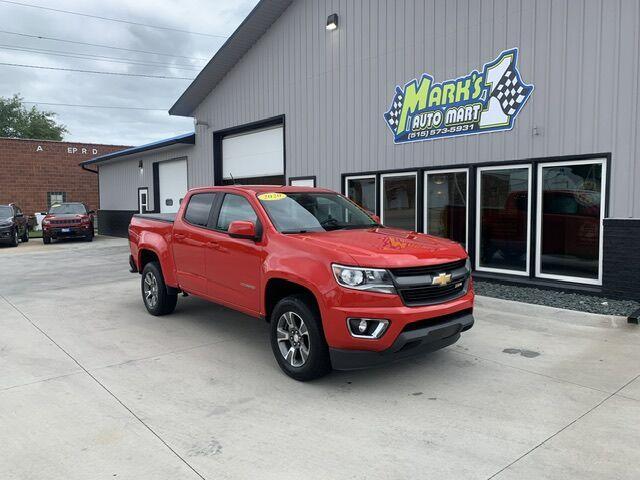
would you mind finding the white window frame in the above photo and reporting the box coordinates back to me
[535,158,607,286]
[380,171,418,230]
[424,168,469,250]
[138,188,149,214]
[475,164,532,276]
[344,174,377,213]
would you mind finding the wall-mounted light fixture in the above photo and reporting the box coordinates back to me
[138,160,143,174]
[326,13,338,31]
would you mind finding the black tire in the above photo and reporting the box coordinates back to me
[270,294,331,381]
[9,229,18,247]
[43,235,51,245]
[85,230,94,242]
[21,229,29,242]
[141,261,177,316]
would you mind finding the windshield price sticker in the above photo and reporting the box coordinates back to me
[258,193,287,201]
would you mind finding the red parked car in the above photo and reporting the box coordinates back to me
[128,186,474,380]
[42,202,95,244]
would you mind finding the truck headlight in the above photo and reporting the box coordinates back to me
[331,264,396,294]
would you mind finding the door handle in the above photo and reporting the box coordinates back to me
[207,241,220,250]
[174,233,186,240]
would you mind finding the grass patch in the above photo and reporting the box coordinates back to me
[29,229,43,238]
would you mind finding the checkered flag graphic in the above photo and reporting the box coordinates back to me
[492,63,532,116]
[384,88,404,133]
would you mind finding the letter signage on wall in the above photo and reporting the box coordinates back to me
[384,48,533,144]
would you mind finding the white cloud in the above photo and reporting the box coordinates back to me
[0,0,258,145]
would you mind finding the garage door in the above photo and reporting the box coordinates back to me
[159,158,188,213]
[222,126,284,184]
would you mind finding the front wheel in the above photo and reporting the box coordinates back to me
[21,229,29,242]
[270,295,331,381]
[9,229,18,247]
[141,261,177,316]
[43,235,51,245]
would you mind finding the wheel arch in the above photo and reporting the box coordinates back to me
[264,277,321,323]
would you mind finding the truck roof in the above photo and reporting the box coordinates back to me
[188,185,335,195]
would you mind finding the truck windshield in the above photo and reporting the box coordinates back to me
[49,204,86,215]
[258,192,379,233]
[0,206,13,219]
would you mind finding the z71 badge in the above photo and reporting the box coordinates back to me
[384,48,533,144]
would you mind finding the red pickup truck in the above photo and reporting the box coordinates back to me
[128,186,474,380]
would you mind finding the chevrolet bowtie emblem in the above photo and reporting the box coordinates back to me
[432,273,452,286]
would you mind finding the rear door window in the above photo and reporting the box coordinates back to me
[184,193,216,227]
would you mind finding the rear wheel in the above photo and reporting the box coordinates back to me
[141,261,177,316]
[270,295,331,381]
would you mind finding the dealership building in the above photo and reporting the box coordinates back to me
[82,0,640,301]
[0,137,127,216]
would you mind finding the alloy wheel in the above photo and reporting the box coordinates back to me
[276,311,311,367]
[143,272,159,308]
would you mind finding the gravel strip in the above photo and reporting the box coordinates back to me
[474,280,639,317]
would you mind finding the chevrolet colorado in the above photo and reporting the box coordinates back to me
[128,186,474,380]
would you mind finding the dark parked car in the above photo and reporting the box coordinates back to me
[42,202,95,244]
[0,204,29,247]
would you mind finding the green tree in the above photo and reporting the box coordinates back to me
[0,94,68,141]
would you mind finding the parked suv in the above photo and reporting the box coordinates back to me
[42,203,95,244]
[128,186,474,381]
[0,204,28,247]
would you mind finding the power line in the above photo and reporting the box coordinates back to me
[0,0,230,39]
[23,101,167,111]
[0,61,195,79]
[0,30,210,62]
[0,44,203,71]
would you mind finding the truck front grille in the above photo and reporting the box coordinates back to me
[390,259,469,306]
[50,219,81,225]
[398,280,467,306]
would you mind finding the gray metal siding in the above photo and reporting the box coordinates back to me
[185,0,640,219]
[98,145,193,211]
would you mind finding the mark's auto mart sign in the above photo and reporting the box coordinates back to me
[384,48,533,144]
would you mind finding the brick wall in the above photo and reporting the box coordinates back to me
[0,138,129,215]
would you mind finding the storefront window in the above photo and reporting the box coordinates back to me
[345,176,376,213]
[381,173,417,231]
[477,166,531,274]
[536,160,604,283]
[425,170,468,248]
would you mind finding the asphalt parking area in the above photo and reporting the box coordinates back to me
[1,238,639,480]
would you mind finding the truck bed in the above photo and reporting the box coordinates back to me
[133,213,176,223]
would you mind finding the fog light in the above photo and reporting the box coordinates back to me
[347,318,389,339]
[358,319,368,333]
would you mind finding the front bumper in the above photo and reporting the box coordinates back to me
[330,309,474,370]
[0,226,14,243]
[44,226,91,238]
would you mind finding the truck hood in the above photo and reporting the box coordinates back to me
[291,227,467,268]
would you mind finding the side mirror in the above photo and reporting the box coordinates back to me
[16,212,23,218]
[228,220,258,240]
[88,210,95,215]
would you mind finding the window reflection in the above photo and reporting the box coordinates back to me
[347,177,376,213]
[539,163,602,279]
[382,174,416,231]
[426,171,467,248]
[478,168,529,272]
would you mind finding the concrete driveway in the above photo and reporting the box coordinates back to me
[1,237,639,480]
